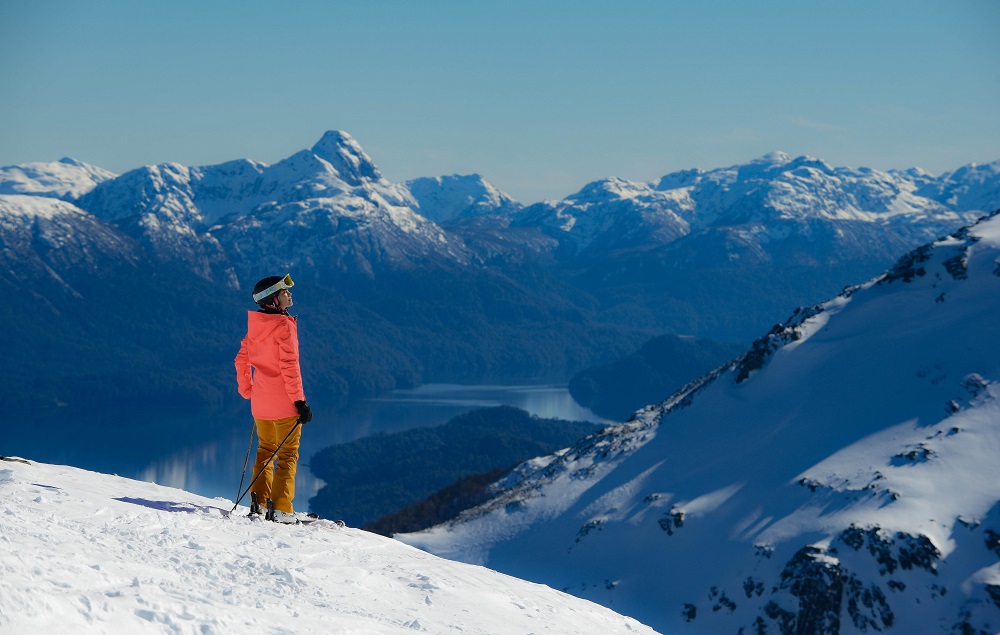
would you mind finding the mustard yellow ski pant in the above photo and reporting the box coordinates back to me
[250,415,301,514]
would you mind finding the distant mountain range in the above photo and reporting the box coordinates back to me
[398,210,1000,634]
[4,131,998,410]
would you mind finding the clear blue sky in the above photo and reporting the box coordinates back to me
[2,1,998,202]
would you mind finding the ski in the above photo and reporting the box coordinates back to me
[262,498,344,526]
[237,495,344,526]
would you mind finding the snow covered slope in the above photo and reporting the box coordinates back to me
[399,210,1000,634]
[0,157,116,199]
[0,194,138,293]
[407,174,522,223]
[918,161,1000,213]
[512,177,691,257]
[0,457,659,635]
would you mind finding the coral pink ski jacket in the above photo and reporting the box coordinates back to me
[235,311,306,420]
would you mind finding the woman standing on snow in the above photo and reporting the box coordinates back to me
[235,274,313,524]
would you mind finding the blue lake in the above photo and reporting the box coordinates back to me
[13,384,608,512]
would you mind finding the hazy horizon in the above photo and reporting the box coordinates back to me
[2,0,998,202]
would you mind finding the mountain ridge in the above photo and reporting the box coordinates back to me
[4,131,1000,407]
[398,209,1000,634]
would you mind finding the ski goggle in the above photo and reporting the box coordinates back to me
[252,274,294,303]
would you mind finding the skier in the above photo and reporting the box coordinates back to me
[235,274,313,524]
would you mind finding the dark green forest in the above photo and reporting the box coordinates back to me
[308,405,599,526]
[364,467,510,537]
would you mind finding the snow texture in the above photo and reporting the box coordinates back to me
[0,457,659,635]
[0,157,116,199]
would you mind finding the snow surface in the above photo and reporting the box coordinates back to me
[0,458,659,635]
[0,193,90,221]
[0,158,116,199]
[407,174,521,223]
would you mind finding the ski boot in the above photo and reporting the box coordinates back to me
[248,492,264,518]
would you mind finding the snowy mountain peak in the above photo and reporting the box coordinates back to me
[407,173,521,223]
[57,157,89,167]
[654,168,704,191]
[920,161,1000,211]
[78,162,196,224]
[737,152,834,184]
[0,157,117,199]
[309,130,383,185]
[571,177,651,202]
[752,150,793,165]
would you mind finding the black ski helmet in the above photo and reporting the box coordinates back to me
[252,274,294,309]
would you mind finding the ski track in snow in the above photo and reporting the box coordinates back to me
[0,459,659,635]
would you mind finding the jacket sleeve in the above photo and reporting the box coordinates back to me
[276,322,307,403]
[235,337,253,399]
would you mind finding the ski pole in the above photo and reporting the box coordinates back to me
[234,419,256,507]
[230,420,303,513]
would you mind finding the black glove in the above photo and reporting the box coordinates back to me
[294,400,313,424]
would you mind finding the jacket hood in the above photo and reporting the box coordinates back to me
[246,311,294,343]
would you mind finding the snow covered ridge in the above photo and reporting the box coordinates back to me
[2,133,998,278]
[62,131,471,281]
[1,132,998,296]
[0,157,116,199]
[0,194,139,283]
[399,210,1000,634]
[0,457,659,635]
[407,174,523,224]
[511,153,998,260]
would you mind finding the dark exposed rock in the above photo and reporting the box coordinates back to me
[845,574,894,631]
[879,244,932,285]
[754,542,903,634]
[951,619,990,635]
[744,576,766,599]
[837,525,940,575]
[943,254,969,280]
[798,477,823,492]
[763,600,797,635]
[733,295,846,384]
[898,534,940,574]
[681,603,697,622]
[709,586,737,613]
[891,444,935,466]
[576,518,605,542]
[772,547,844,635]
[839,526,899,575]
[736,323,796,384]
[984,529,1000,557]
[657,507,685,535]
[964,374,990,399]
[756,545,775,559]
